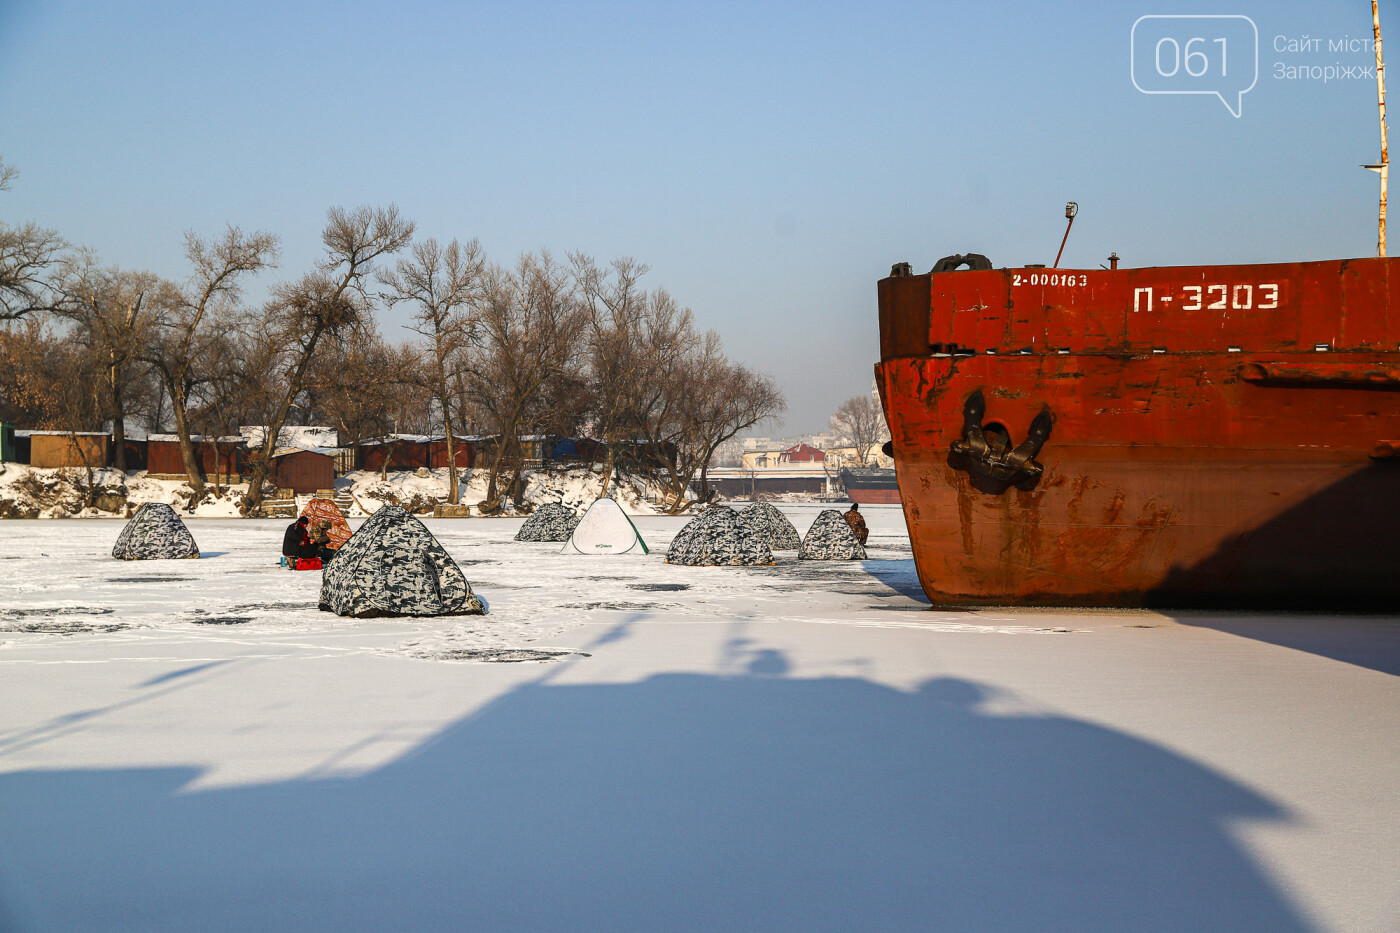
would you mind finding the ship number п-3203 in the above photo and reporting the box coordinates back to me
[1130,284,1280,312]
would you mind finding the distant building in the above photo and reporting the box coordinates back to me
[823,445,894,469]
[265,447,337,494]
[357,434,432,472]
[146,435,245,478]
[742,442,826,469]
[780,442,825,463]
[24,431,110,469]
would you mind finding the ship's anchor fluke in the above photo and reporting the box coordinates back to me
[950,389,1053,488]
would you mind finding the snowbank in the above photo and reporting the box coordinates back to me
[0,464,244,519]
[341,466,677,517]
[0,463,686,520]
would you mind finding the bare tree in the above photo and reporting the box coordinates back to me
[465,251,585,508]
[52,253,162,472]
[571,254,701,495]
[380,237,483,503]
[639,331,784,510]
[830,393,889,465]
[0,321,106,501]
[0,318,65,425]
[0,159,66,321]
[144,226,278,495]
[680,356,784,509]
[306,323,406,452]
[241,205,413,515]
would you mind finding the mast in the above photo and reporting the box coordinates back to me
[1375,0,1389,256]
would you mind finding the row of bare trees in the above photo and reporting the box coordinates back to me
[0,159,784,514]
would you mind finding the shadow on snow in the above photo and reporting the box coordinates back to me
[0,637,1311,932]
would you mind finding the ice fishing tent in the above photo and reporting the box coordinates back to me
[515,502,580,542]
[319,503,485,617]
[300,497,352,548]
[739,502,802,550]
[561,496,649,555]
[112,502,200,560]
[667,506,773,566]
[798,509,868,561]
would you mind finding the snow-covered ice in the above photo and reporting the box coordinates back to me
[0,504,1397,932]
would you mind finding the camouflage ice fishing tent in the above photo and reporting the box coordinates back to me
[514,502,580,542]
[738,502,802,550]
[319,504,485,617]
[799,509,868,561]
[112,502,200,560]
[561,496,648,555]
[667,506,773,566]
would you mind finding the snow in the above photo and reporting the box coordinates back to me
[0,504,1397,932]
[239,425,340,449]
[0,464,679,520]
[342,465,676,517]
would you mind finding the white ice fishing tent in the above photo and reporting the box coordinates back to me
[561,496,649,555]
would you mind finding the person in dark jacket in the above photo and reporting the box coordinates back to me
[282,517,319,565]
[843,502,869,546]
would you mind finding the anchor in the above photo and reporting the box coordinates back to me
[949,389,1053,488]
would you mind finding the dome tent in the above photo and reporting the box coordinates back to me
[319,504,485,617]
[514,502,580,542]
[561,496,648,555]
[738,502,802,550]
[799,509,868,561]
[112,502,200,560]
[300,497,352,549]
[667,506,773,566]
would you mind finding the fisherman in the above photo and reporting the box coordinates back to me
[308,519,338,565]
[843,502,869,546]
[281,516,319,566]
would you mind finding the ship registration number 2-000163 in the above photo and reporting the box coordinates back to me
[1011,273,1088,287]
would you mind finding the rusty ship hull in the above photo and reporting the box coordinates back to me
[876,257,1400,607]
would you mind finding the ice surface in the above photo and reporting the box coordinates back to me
[0,503,1397,932]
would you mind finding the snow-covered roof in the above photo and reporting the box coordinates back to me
[360,434,432,445]
[147,434,245,444]
[16,430,109,437]
[269,446,340,459]
[240,425,340,448]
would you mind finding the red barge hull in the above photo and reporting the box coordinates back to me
[876,257,1400,608]
[846,488,903,506]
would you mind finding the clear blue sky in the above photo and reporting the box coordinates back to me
[0,0,1392,432]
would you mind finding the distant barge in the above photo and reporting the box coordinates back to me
[875,255,1400,608]
[839,467,902,505]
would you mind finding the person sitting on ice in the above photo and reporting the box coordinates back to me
[309,519,339,564]
[282,516,319,566]
[843,502,869,546]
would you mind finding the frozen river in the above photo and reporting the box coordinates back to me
[0,504,1396,931]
